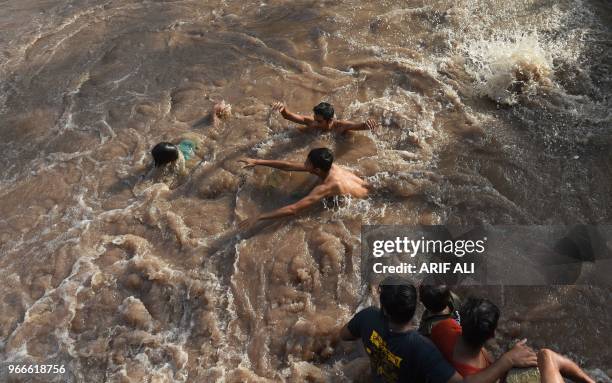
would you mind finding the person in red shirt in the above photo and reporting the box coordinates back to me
[418,283,462,337]
[431,297,595,383]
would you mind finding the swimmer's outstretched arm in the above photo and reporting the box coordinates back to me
[334,118,379,134]
[272,101,313,126]
[239,158,308,172]
[238,184,332,229]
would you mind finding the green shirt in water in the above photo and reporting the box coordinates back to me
[178,139,195,160]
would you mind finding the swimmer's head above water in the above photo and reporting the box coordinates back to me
[312,102,335,129]
[152,142,179,167]
[305,147,334,174]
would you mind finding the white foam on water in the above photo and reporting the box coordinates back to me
[463,33,555,105]
[326,195,387,224]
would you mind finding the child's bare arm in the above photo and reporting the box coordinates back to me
[239,158,308,172]
[335,118,378,134]
[272,101,313,126]
[238,184,332,229]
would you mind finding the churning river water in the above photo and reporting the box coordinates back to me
[0,0,611,382]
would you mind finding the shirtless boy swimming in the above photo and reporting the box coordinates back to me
[272,101,378,134]
[238,147,369,228]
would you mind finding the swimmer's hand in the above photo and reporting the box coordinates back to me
[502,339,538,368]
[239,158,258,168]
[365,118,379,132]
[272,102,310,126]
[271,101,286,114]
[214,101,232,120]
[238,216,259,231]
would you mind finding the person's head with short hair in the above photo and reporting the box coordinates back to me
[379,276,418,325]
[460,297,500,348]
[419,283,451,313]
[152,142,179,167]
[305,147,334,173]
[313,102,335,128]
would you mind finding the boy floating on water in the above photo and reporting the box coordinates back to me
[238,147,369,229]
[146,102,231,188]
[271,101,379,134]
[150,141,189,181]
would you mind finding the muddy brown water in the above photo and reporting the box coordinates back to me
[0,0,611,382]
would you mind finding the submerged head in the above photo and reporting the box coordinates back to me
[305,147,334,173]
[419,283,451,313]
[152,142,179,167]
[460,297,500,348]
[379,276,417,325]
[313,102,335,128]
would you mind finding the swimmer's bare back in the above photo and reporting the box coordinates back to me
[237,159,369,230]
[323,165,369,199]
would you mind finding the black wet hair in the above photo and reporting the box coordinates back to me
[152,142,179,167]
[313,102,334,120]
[307,148,334,172]
[419,283,451,313]
[379,276,417,324]
[460,297,500,348]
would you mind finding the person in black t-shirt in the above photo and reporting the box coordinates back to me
[339,276,538,383]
